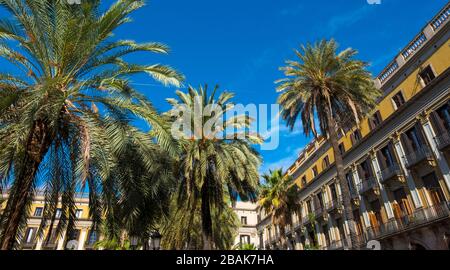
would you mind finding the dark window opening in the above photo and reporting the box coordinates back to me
[241,216,248,225]
[322,156,330,170]
[392,91,406,110]
[419,65,436,86]
[351,129,362,144]
[369,111,383,131]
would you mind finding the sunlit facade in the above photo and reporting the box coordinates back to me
[257,2,450,250]
[0,191,98,250]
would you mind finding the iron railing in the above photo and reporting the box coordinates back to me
[403,145,434,168]
[366,201,450,240]
[358,177,378,194]
[378,163,403,183]
[434,129,450,150]
[325,196,343,211]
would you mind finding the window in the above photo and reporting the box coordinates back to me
[24,227,36,244]
[419,65,436,86]
[322,156,330,170]
[379,145,396,168]
[312,166,318,178]
[68,229,80,241]
[240,235,250,245]
[33,207,43,217]
[346,173,355,194]
[330,184,338,201]
[350,129,362,144]
[316,192,324,209]
[241,216,247,225]
[369,111,383,131]
[431,104,450,135]
[86,231,99,246]
[338,143,346,156]
[306,200,313,214]
[402,126,423,153]
[55,208,62,218]
[75,209,83,219]
[359,160,373,180]
[392,91,406,110]
[301,176,307,186]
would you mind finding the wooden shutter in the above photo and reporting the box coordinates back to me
[392,202,403,220]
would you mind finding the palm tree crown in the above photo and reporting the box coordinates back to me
[258,169,300,249]
[277,39,381,137]
[166,85,262,249]
[0,0,183,249]
[276,39,381,249]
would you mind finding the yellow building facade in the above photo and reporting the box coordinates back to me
[257,2,450,250]
[1,191,98,250]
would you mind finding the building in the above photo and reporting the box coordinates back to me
[232,201,259,248]
[0,191,260,250]
[257,2,450,250]
[0,191,98,250]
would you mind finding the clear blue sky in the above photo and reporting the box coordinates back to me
[113,0,447,175]
[1,0,448,176]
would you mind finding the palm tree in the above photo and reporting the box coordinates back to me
[99,143,175,250]
[276,39,381,248]
[235,243,258,250]
[0,0,183,249]
[165,85,262,250]
[258,169,300,249]
[161,199,240,250]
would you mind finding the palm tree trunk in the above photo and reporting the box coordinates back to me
[0,121,51,250]
[325,110,358,250]
[279,227,287,250]
[200,179,213,250]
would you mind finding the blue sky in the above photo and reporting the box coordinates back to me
[1,0,448,176]
[112,0,447,175]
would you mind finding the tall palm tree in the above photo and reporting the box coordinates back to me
[276,39,381,248]
[99,143,175,250]
[165,85,262,250]
[258,169,300,249]
[0,0,183,249]
[161,199,240,250]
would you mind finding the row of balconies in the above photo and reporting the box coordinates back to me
[262,199,450,250]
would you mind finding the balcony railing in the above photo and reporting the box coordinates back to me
[378,60,399,83]
[378,163,403,184]
[366,201,450,241]
[314,206,324,218]
[434,130,450,150]
[21,242,36,250]
[328,240,344,250]
[403,145,434,168]
[401,33,427,60]
[325,196,343,212]
[358,177,378,194]
[431,2,450,30]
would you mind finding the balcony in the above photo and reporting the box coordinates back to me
[358,177,379,195]
[21,242,36,250]
[41,243,58,250]
[366,201,450,241]
[378,163,404,184]
[325,196,343,213]
[434,130,450,151]
[314,206,324,219]
[328,240,344,250]
[404,146,435,168]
